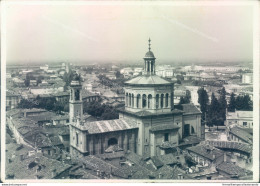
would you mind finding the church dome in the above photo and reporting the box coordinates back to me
[145,51,155,58]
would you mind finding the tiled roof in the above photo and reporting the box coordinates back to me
[157,154,178,165]
[72,118,138,134]
[6,153,72,179]
[150,156,164,168]
[179,136,202,146]
[125,151,143,165]
[150,124,179,132]
[181,104,201,115]
[124,75,173,86]
[216,162,253,177]
[229,127,253,144]
[187,144,224,161]
[97,151,125,160]
[204,140,252,155]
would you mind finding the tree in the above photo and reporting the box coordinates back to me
[208,93,222,128]
[218,87,227,123]
[115,71,121,79]
[197,87,209,121]
[228,92,236,112]
[24,73,32,87]
[178,91,191,105]
[235,95,252,111]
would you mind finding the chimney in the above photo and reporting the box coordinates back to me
[97,170,100,176]
[20,154,24,161]
[52,169,56,178]
[212,154,216,159]
[35,175,39,179]
[159,172,163,179]
[8,158,12,163]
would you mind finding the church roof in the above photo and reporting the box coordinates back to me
[181,104,202,115]
[124,75,173,86]
[72,118,138,134]
[144,51,155,58]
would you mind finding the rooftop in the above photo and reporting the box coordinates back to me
[187,144,224,161]
[181,104,202,115]
[216,162,253,177]
[71,118,138,134]
[124,75,173,86]
[6,152,72,179]
[229,126,253,144]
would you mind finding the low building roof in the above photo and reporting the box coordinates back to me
[187,144,224,161]
[6,153,72,179]
[229,127,253,144]
[157,153,178,165]
[216,162,253,177]
[181,104,202,115]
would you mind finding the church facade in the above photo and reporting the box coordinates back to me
[69,39,204,158]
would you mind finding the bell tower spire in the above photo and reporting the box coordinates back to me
[144,38,156,75]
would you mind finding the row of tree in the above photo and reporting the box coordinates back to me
[197,87,252,128]
[18,96,69,114]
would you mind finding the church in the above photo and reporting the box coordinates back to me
[69,39,204,158]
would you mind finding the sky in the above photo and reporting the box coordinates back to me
[4,2,254,65]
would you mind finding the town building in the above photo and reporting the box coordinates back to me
[242,73,253,84]
[226,110,253,129]
[6,91,21,111]
[69,39,203,158]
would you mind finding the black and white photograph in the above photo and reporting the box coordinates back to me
[1,0,259,183]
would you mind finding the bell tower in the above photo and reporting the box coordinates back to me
[69,74,83,123]
[143,38,156,75]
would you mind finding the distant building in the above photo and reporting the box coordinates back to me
[226,110,253,128]
[242,73,253,84]
[30,80,37,86]
[6,91,20,111]
[185,86,200,106]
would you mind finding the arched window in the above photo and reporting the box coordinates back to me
[136,94,140,108]
[129,93,132,107]
[70,89,73,100]
[75,90,80,101]
[165,93,169,107]
[161,94,164,108]
[142,94,147,108]
[148,94,152,108]
[132,94,134,107]
[156,94,159,109]
[125,93,128,106]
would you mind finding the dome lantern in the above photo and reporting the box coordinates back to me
[143,38,156,75]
